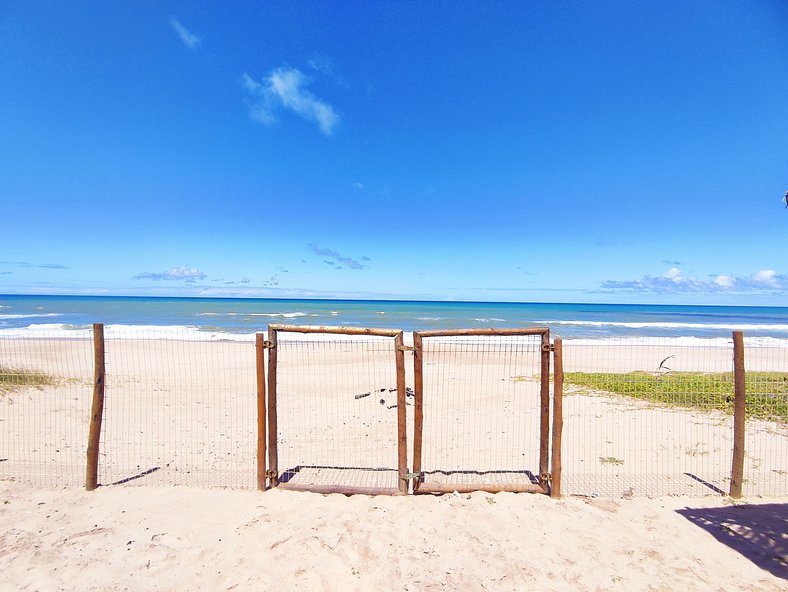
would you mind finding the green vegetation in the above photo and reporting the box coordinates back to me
[599,456,624,466]
[0,365,56,394]
[564,371,788,422]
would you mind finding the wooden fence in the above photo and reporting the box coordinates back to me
[3,324,767,498]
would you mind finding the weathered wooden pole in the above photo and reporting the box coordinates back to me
[539,331,551,488]
[394,332,409,495]
[412,332,424,493]
[255,333,267,491]
[730,330,745,498]
[550,338,564,499]
[85,323,105,491]
[267,327,279,488]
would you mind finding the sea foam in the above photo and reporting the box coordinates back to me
[543,319,788,333]
[0,313,62,320]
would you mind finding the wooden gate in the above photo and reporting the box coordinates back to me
[265,325,408,495]
[412,328,559,495]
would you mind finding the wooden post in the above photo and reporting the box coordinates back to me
[550,338,563,499]
[412,332,424,492]
[255,333,267,491]
[267,327,279,487]
[538,331,551,487]
[730,330,745,498]
[395,332,409,495]
[85,323,105,491]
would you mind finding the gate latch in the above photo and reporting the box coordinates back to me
[542,343,555,352]
[397,345,415,352]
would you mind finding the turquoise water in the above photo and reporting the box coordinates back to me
[2,294,788,339]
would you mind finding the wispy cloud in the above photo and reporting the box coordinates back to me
[0,260,68,269]
[307,55,334,74]
[242,67,339,135]
[133,266,206,283]
[307,244,368,270]
[601,268,788,293]
[170,18,201,50]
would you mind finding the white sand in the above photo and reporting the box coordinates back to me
[2,336,785,495]
[1,334,786,589]
[1,482,786,591]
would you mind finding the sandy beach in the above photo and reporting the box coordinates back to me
[1,482,786,591]
[1,333,786,589]
[2,334,785,495]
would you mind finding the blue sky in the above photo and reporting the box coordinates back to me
[1,1,787,304]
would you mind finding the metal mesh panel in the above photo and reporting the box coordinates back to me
[741,340,787,497]
[99,331,256,488]
[0,330,93,486]
[416,333,546,493]
[272,331,402,494]
[561,338,740,497]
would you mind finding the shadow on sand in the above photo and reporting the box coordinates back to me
[279,464,396,484]
[683,472,726,495]
[676,502,787,579]
[108,466,161,486]
[420,468,541,485]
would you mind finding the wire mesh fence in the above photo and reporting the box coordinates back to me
[0,329,93,486]
[2,324,785,498]
[559,337,786,497]
[99,329,257,488]
[267,326,406,494]
[740,339,788,496]
[413,330,549,494]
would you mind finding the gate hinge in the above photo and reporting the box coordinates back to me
[539,472,552,483]
[401,472,421,480]
[397,345,415,352]
[265,469,276,479]
[542,343,555,352]
[263,341,275,349]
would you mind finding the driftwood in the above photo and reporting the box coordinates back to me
[356,386,414,400]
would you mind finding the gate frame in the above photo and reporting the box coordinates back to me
[266,324,409,495]
[412,327,553,495]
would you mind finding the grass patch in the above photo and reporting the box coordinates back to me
[599,456,624,466]
[564,371,788,421]
[0,365,56,394]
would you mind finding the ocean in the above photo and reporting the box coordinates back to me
[1,294,788,342]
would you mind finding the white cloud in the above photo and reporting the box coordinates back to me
[0,260,68,269]
[134,267,206,283]
[753,269,778,287]
[242,67,339,135]
[240,73,260,92]
[307,55,334,74]
[240,74,276,125]
[169,18,201,50]
[663,267,682,281]
[602,267,788,294]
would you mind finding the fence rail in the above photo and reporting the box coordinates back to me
[1,325,785,498]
